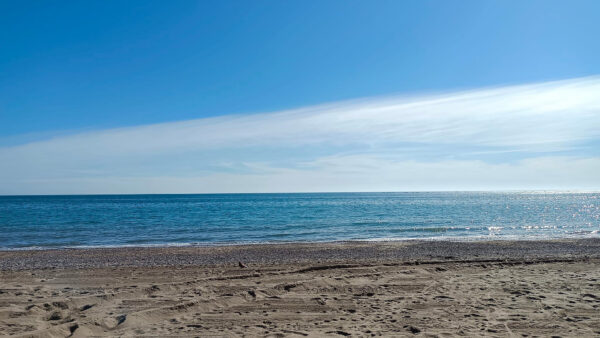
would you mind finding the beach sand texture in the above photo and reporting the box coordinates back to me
[1,240,600,337]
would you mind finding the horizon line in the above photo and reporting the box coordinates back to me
[2,189,599,197]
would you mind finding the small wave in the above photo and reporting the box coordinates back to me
[2,230,600,251]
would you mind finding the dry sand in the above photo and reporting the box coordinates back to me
[1,239,600,337]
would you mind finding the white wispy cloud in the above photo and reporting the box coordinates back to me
[1,76,599,194]
[12,156,600,194]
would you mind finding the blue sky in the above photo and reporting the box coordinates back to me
[1,1,599,194]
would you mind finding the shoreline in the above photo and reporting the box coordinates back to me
[3,231,600,251]
[1,238,599,271]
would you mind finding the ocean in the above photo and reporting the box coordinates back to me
[0,192,598,249]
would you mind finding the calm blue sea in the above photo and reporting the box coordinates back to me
[0,192,598,249]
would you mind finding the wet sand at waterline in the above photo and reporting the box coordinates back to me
[1,239,600,337]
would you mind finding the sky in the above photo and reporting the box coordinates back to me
[0,1,599,194]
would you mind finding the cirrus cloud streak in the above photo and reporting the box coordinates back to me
[1,76,599,194]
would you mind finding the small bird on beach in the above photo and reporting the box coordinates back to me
[238,261,247,268]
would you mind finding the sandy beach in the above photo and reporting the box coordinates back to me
[1,239,600,337]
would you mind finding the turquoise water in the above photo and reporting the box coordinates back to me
[0,192,598,249]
